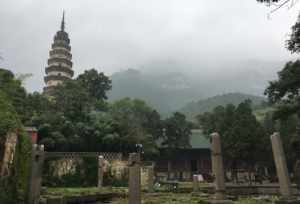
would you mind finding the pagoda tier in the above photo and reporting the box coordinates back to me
[43,12,74,94]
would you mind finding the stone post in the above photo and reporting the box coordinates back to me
[147,165,154,193]
[128,153,141,204]
[167,160,171,179]
[210,133,231,204]
[271,132,294,201]
[193,175,199,192]
[98,155,104,188]
[27,144,45,204]
[0,132,18,177]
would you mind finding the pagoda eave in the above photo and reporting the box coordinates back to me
[44,75,71,83]
[45,66,74,76]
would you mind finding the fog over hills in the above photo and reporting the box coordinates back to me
[108,59,286,115]
[180,93,266,121]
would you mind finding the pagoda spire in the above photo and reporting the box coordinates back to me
[61,10,65,31]
[43,12,73,95]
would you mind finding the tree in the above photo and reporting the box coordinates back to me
[256,0,292,9]
[197,100,268,168]
[287,14,300,53]
[265,60,300,119]
[51,80,92,122]
[0,90,20,137]
[163,112,193,149]
[31,69,113,152]
[0,69,27,122]
[76,69,112,110]
[109,98,162,154]
[196,104,235,137]
[226,100,266,163]
[264,60,300,168]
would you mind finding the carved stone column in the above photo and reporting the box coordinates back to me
[210,133,232,204]
[128,153,141,204]
[27,144,45,204]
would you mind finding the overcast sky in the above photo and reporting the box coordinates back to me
[0,0,299,92]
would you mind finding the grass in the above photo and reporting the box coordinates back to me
[42,187,277,204]
[111,193,205,204]
[111,193,277,204]
[42,187,127,197]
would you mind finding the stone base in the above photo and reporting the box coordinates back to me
[207,199,233,204]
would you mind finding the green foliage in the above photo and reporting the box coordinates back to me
[0,91,21,137]
[264,60,300,166]
[0,69,24,135]
[77,69,112,107]
[0,69,27,122]
[28,69,114,152]
[197,100,268,165]
[265,61,300,118]
[52,80,92,122]
[23,92,50,126]
[181,93,266,121]
[287,13,300,54]
[109,98,162,155]
[162,112,193,148]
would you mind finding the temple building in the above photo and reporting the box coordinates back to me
[43,12,74,94]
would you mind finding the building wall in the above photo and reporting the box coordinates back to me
[155,148,211,181]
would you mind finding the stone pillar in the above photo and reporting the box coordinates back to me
[193,175,199,192]
[167,160,171,179]
[271,132,294,200]
[264,167,269,177]
[98,155,104,188]
[27,144,45,204]
[147,165,154,193]
[210,133,231,204]
[0,132,18,177]
[128,153,141,204]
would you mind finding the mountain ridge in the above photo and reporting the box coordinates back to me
[179,92,266,121]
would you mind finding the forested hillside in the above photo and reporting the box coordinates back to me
[107,60,283,116]
[180,93,266,120]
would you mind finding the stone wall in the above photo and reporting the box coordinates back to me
[0,132,18,177]
[47,158,82,177]
[45,155,126,179]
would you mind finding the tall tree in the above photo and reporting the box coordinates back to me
[265,60,300,119]
[76,69,112,110]
[163,112,193,149]
[109,98,162,154]
[0,69,27,122]
[197,100,268,167]
[51,80,91,122]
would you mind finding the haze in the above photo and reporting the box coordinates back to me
[0,0,299,92]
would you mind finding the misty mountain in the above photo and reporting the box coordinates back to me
[180,93,266,121]
[108,69,197,114]
[107,60,284,115]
